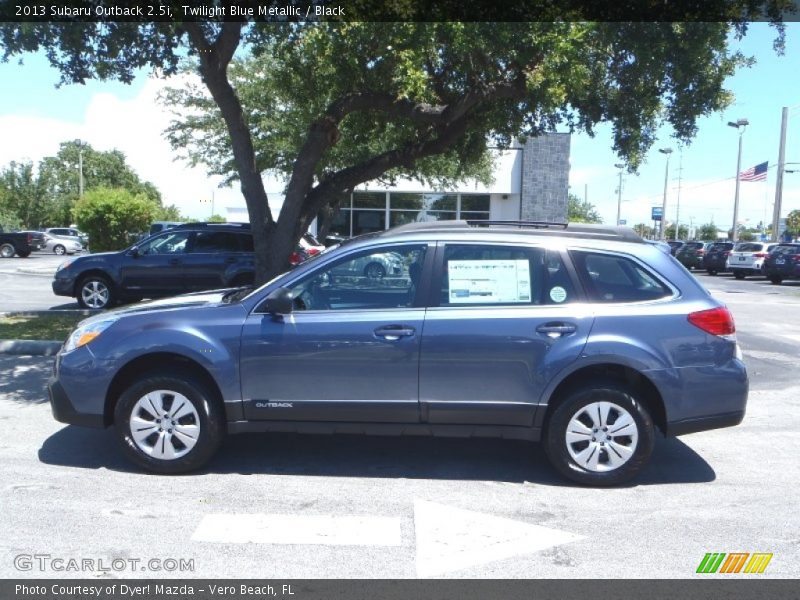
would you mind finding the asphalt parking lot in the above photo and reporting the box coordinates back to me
[0,264,799,579]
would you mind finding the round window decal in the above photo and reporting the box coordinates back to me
[549,286,567,303]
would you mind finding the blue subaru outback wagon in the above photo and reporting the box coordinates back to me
[48,221,747,486]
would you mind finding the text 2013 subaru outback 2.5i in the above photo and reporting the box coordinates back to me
[48,222,747,486]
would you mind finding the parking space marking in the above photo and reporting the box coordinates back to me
[191,513,402,546]
[414,499,584,577]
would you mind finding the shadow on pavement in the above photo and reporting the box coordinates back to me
[39,425,716,486]
[0,355,53,405]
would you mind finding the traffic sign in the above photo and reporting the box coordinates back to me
[651,207,663,221]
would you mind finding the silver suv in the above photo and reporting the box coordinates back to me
[48,221,747,486]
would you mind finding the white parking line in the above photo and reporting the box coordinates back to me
[191,513,402,546]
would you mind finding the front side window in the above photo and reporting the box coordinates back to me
[137,231,190,255]
[439,244,576,306]
[571,251,671,303]
[289,245,427,311]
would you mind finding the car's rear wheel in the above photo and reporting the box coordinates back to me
[733,271,746,280]
[364,262,386,279]
[53,244,66,255]
[769,276,783,285]
[544,382,655,487]
[114,373,225,474]
[707,268,718,276]
[77,275,114,309]
[0,243,15,258]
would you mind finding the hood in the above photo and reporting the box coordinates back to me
[79,288,244,326]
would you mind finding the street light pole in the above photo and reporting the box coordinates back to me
[728,118,749,242]
[77,140,84,199]
[614,163,624,226]
[772,107,788,242]
[658,148,672,240]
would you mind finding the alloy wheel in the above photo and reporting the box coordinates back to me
[564,401,639,473]
[129,390,200,460]
[80,280,110,308]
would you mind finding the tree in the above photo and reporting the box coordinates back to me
[665,224,689,239]
[2,15,789,282]
[633,223,655,239]
[787,209,800,235]
[698,223,719,240]
[72,187,159,252]
[567,193,603,223]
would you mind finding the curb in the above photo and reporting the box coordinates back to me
[15,267,56,276]
[0,339,62,356]
[0,310,98,318]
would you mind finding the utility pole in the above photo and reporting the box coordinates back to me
[584,183,588,205]
[674,149,683,240]
[614,163,624,226]
[728,118,749,242]
[772,107,788,242]
[658,148,672,240]
[77,141,84,199]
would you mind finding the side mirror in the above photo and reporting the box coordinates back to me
[129,246,140,258]
[263,287,294,315]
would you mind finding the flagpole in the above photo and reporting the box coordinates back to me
[728,119,748,243]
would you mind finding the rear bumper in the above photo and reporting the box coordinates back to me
[667,410,745,436]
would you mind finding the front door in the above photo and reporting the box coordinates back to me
[118,230,191,296]
[239,244,430,423]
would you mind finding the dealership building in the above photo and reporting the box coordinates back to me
[225,134,571,233]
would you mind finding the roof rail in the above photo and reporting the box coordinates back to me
[174,222,251,229]
[466,220,568,229]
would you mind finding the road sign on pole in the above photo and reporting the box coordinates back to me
[651,207,663,221]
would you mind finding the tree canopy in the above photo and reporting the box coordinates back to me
[567,193,603,224]
[1,15,789,281]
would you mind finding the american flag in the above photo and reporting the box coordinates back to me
[739,161,768,182]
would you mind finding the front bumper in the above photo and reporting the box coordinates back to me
[48,377,105,428]
[52,276,75,297]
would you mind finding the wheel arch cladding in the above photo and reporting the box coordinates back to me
[541,363,667,435]
[104,352,225,426]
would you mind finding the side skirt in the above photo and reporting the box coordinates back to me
[227,420,541,441]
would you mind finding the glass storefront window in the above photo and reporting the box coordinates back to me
[390,193,457,212]
[460,211,490,221]
[353,192,386,209]
[352,210,386,235]
[460,194,491,212]
[389,211,457,228]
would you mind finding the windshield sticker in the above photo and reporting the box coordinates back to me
[448,260,531,303]
[549,286,567,303]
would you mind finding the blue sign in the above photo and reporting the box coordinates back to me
[618,219,627,225]
[651,207,663,221]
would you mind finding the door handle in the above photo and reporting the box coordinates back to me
[536,322,577,339]
[374,325,416,341]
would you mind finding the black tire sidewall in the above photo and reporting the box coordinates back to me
[0,244,14,258]
[113,373,225,474]
[544,383,655,487]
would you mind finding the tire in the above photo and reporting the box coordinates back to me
[114,372,225,474]
[733,271,746,280]
[363,262,386,279]
[769,276,783,285]
[77,275,115,309]
[707,268,717,276]
[0,243,15,258]
[16,250,30,258]
[543,381,655,487]
[53,244,66,255]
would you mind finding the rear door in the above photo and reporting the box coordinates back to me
[182,230,243,291]
[418,242,593,427]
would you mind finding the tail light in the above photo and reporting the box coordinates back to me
[688,306,735,338]
[793,255,800,263]
[723,251,731,257]
[305,248,321,257]
[696,249,705,255]
[27,233,33,244]
[289,251,306,266]
[753,252,768,258]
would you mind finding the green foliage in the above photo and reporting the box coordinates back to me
[567,193,603,224]
[207,214,226,223]
[633,223,655,238]
[0,202,23,231]
[72,187,159,252]
[787,209,800,234]
[155,203,183,221]
[698,223,720,240]
[665,224,689,239]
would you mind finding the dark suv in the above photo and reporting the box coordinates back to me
[702,241,735,275]
[763,243,800,284]
[52,223,255,309]
[675,241,712,270]
[49,221,748,486]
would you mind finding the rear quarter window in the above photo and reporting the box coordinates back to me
[570,251,672,303]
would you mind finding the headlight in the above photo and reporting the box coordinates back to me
[56,260,73,272]
[63,319,117,353]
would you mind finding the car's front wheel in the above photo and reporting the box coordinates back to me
[544,382,655,486]
[114,373,225,474]
[53,244,66,255]
[769,276,783,285]
[77,275,114,309]
[363,262,386,279]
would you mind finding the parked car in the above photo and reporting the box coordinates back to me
[763,243,800,285]
[667,240,685,256]
[645,239,672,255]
[43,234,83,256]
[702,241,735,275]
[0,226,46,258]
[49,221,747,486]
[727,242,780,279]
[52,222,255,309]
[300,233,326,257]
[675,241,713,270]
[45,227,89,247]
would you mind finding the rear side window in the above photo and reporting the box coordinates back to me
[191,231,241,253]
[439,244,576,306]
[773,245,800,256]
[571,251,671,303]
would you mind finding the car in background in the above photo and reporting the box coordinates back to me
[52,222,256,309]
[45,227,89,247]
[48,221,748,486]
[667,240,685,256]
[763,243,800,285]
[727,242,780,279]
[0,227,46,258]
[702,241,735,275]
[675,241,713,270]
[43,234,83,256]
[300,233,326,257]
[645,239,672,255]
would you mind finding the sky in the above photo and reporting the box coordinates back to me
[0,22,799,232]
